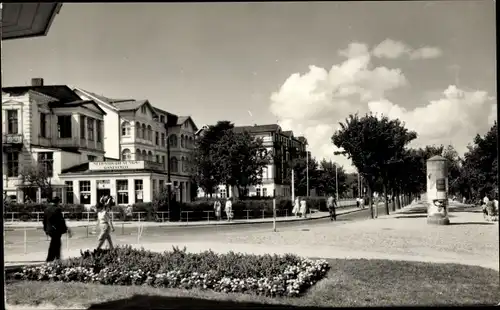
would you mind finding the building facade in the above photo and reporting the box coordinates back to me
[2,79,199,207]
[196,124,307,198]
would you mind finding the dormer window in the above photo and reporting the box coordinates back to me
[141,105,147,114]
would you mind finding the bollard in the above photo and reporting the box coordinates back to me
[161,212,164,222]
[273,199,276,232]
[206,211,210,224]
[262,210,265,219]
[285,210,288,218]
[23,227,27,254]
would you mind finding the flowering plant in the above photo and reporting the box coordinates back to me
[11,246,330,297]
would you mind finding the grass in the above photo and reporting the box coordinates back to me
[5,258,499,308]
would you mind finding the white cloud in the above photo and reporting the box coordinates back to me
[409,46,443,60]
[372,39,411,59]
[372,39,442,60]
[269,40,494,173]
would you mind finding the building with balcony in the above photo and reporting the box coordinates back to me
[2,78,106,203]
[71,89,199,204]
[196,124,307,198]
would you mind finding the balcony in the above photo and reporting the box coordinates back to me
[2,134,23,145]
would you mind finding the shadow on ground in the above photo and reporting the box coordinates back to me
[449,222,495,226]
[395,215,427,219]
[86,294,328,310]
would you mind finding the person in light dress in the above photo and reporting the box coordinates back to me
[292,197,300,217]
[224,197,233,222]
[299,198,308,218]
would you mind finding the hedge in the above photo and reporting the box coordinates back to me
[9,246,330,297]
[4,197,330,222]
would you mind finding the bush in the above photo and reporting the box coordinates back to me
[4,203,85,221]
[10,246,330,297]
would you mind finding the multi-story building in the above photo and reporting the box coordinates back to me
[196,124,307,198]
[2,78,106,203]
[2,79,198,208]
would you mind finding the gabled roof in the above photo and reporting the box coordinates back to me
[282,130,293,138]
[49,100,107,115]
[2,85,82,103]
[234,124,281,134]
[112,100,150,112]
[177,116,199,131]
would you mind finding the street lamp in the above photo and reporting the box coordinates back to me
[335,164,339,201]
[306,149,309,197]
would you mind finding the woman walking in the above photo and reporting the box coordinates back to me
[96,203,115,250]
[224,197,233,222]
[292,197,300,217]
[300,197,308,218]
[214,199,222,221]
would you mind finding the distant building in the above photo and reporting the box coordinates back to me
[196,124,307,198]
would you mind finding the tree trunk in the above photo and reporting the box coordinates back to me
[391,188,396,212]
[383,183,390,215]
[396,189,401,209]
[367,185,374,219]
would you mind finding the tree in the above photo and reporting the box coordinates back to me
[212,130,270,198]
[315,159,347,197]
[286,155,319,197]
[194,121,234,197]
[332,113,417,218]
[19,164,54,201]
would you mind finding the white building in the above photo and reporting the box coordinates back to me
[2,79,199,208]
[196,124,307,199]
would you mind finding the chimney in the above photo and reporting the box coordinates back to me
[31,78,44,87]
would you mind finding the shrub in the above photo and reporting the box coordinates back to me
[10,246,330,297]
[4,203,85,221]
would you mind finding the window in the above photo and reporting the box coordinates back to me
[136,122,142,139]
[65,181,74,204]
[134,180,144,203]
[184,122,189,128]
[142,150,147,160]
[159,180,164,191]
[147,125,153,141]
[116,180,129,204]
[256,188,261,197]
[79,181,91,204]
[141,124,146,139]
[263,188,267,197]
[155,132,159,145]
[87,118,95,141]
[79,115,85,139]
[181,157,185,172]
[170,157,178,173]
[152,180,157,197]
[122,122,131,136]
[169,135,178,147]
[58,115,72,138]
[122,149,132,160]
[160,115,165,123]
[96,120,103,142]
[38,152,54,177]
[161,133,165,147]
[220,188,226,199]
[156,155,160,163]
[141,105,147,114]
[6,152,19,177]
[188,137,193,149]
[135,149,142,160]
[40,113,48,137]
[148,151,153,161]
[7,110,18,134]
[180,135,185,148]
[87,155,97,162]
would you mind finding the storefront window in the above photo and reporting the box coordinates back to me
[135,179,144,203]
[80,181,91,204]
[65,181,74,204]
[117,180,129,205]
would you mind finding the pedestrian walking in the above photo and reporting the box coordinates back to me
[96,202,115,250]
[356,197,360,208]
[292,196,300,217]
[214,199,222,221]
[225,197,233,222]
[327,195,337,221]
[43,197,71,262]
[300,198,308,218]
[359,197,365,209]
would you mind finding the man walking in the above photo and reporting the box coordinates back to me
[327,195,337,221]
[43,197,71,262]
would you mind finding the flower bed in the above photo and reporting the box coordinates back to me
[10,246,330,297]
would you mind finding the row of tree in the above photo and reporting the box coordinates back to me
[331,113,498,218]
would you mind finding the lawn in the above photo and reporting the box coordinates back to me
[6,258,499,309]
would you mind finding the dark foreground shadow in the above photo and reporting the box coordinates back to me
[87,294,332,310]
[395,215,427,219]
[450,222,495,226]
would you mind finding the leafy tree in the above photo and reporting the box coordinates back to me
[194,121,234,197]
[212,130,270,197]
[286,155,319,197]
[315,159,347,197]
[332,113,417,218]
[19,164,54,201]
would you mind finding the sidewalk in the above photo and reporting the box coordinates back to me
[4,205,362,229]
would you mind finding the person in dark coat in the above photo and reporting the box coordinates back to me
[43,196,71,262]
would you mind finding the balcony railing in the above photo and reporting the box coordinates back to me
[2,134,23,144]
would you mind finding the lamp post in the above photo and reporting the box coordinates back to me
[335,164,339,201]
[306,149,309,197]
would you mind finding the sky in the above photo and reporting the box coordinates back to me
[2,2,496,172]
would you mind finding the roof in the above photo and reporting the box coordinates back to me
[282,130,293,137]
[111,100,149,111]
[177,116,199,131]
[2,85,82,103]
[48,100,107,115]
[234,124,281,134]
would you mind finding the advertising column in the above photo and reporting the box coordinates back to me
[426,155,450,225]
